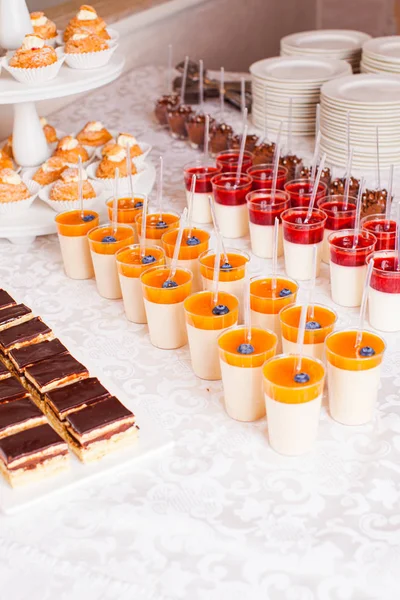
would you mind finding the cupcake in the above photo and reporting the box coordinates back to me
[0,149,13,171]
[32,156,68,186]
[0,169,37,215]
[65,32,109,54]
[30,12,57,44]
[9,34,58,69]
[63,5,110,42]
[49,167,96,201]
[102,133,142,158]
[76,121,113,146]
[40,117,58,144]
[54,136,89,164]
[96,144,138,179]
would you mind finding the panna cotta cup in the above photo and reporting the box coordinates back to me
[317,195,357,263]
[106,194,144,225]
[184,290,239,380]
[135,211,180,249]
[263,354,326,455]
[211,173,253,238]
[55,209,99,280]
[141,265,192,349]
[284,178,327,209]
[247,164,288,192]
[328,229,377,307]
[162,227,210,293]
[361,214,397,251]
[325,329,386,425]
[281,207,327,281]
[218,325,278,421]
[250,275,298,352]
[247,189,290,258]
[280,303,337,363]
[216,150,253,174]
[183,162,222,224]
[88,224,135,299]
[199,248,250,323]
[367,250,400,332]
[116,244,165,324]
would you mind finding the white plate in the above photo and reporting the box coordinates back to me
[250,56,351,83]
[321,74,400,105]
[362,36,400,64]
[281,29,370,53]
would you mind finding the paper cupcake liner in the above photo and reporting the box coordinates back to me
[94,142,152,168]
[2,50,65,84]
[38,181,105,213]
[64,44,117,70]
[86,161,147,191]
[0,180,40,216]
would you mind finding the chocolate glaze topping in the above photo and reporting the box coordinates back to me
[9,339,68,372]
[0,304,32,327]
[66,396,134,435]
[0,424,67,466]
[25,353,88,389]
[0,398,44,433]
[0,289,15,310]
[0,318,52,351]
[0,376,28,404]
[46,377,110,417]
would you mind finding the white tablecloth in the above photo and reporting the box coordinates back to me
[1,66,400,600]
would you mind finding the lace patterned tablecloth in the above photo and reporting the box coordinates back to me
[0,66,400,600]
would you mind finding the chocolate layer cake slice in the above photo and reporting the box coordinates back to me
[0,362,11,382]
[0,398,46,439]
[0,318,54,361]
[0,290,16,311]
[0,304,33,332]
[8,339,68,375]
[0,424,69,487]
[0,376,29,404]
[24,353,89,403]
[64,396,138,462]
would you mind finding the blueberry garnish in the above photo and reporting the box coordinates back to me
[294,372,310,384]
[162,279,178,288]
[134,201,143,208]
[237,343,254,355]
[279,288,292,297]
[101,235,117,243]
[220,262,232,270]
[305,321,321,330]
[155,220,168,229]
[359,346,375,357]
[141,255,156,265]
[186,236,200,246]
[212,304,229,316]
[82,214,95,222]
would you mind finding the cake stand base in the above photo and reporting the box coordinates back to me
[13,102,51,167]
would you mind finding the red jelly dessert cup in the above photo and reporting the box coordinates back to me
[216,150,253,174]
[284,178,327,208]
[328,229,377,267]
[211,173,253,206]
[281,207,327,245]
[247,190,290,226]
[361,214,397,251]
[317,195,357,231]
[247,164,288,191]
[183,162,222,194]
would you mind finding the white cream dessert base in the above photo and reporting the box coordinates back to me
[185,190,212,224]
[249,222,283,259]
[283,240,322,281]
[91,252,121,299]
[118,274,146,323]
[369,287,400,332]
[166,257,202,293]
[282,338,325,363]
[142,237,163,249]
[202,276,245,323]
[330,262,365,307]
[221,361,265,421]
[251,310,282,353]
[322,228,332,264]
[144,299,187,349]
[327,362,382,425]
[187,323,233,380]
[265,394,322,455]
[214,202,248,239]
[58,234,94,280]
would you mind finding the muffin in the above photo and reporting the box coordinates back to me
[63,5,110,42]
[0,169,30,204]
[9,34,58,69]
[33,157,68,186]
[54,136,89,164]
[0,149,13,171]
[96,145,138,179]
[49,167,96,201]
[76,121,113,146]
[65,32,109,54]
[40,117,58,144]
[30,12,57,43]
[102,133,142,158]
[1,137,13,159]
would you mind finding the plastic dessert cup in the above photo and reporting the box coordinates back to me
[106,194,145,225]
[141,265,192,349]
[284,178,327,209]
[186,113,214,150]
[88,225,135,299]
[161,227,210,293]
[184,290,239,380]
[361,214,397,252]
[216,150,253,174]
[218,325,278,421]
[211,173,253,238]
[280,303,337,363]
[116,244,165,324]
[328,229,377,307]
[247,164,288,192]
[325,329,386,425]
[167,105,193,139]
[317,195,357,263]
[199,248,249,323]
[55,210,99,280]
[263,354,325,455]
[250,275,298,352]
[247,190,290,259]
[281,207,327,281]
[183,162,222,224]
[367,250,400,332]
[135,211,180,249]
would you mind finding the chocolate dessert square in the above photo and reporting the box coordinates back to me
[24,353,89,396]
[0,424,69,487]
[0,304,33,332]
[0,362,11,381]
[9,339,68,374]
[0,318,54,356]
[45,377,110,420]
[0,376,28,404]
[0,398,46,439]
[0,290,16,311]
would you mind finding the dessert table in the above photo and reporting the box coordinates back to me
[1,65,400,600]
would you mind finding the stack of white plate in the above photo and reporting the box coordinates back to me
[250,56,351,137]
[361,36,400,74]
[281,30,371,73]
[320,74,400,168]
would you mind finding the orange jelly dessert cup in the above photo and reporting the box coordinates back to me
[55,210,99,280]
[162,227,210,293]
[106,195,144,225]
[135,211,180,247]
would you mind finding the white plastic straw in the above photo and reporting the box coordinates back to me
[167,44,173,94]
[355,259,374,349]
[287,98,293,154]
[346,111,351,161]
[263,83,268,141]
[295,303,309,374]
[199,59,204,112]
[204,114,210,160]
[140,194,148,257]
[235,123,248,187]
[209,195,228,265]
[305,154,326,223]
[212,241,221,306]
[112,167,119,234]
[220,67,225,120]
[157,156,163,223]
[308,245,318,320]
[187,174,196,239]
[126,144,134,201]
[241,77,246,117]
[396,202,400,271]
[271,216,279,293]
[352,177,364,249]
[376,126,381,190]
[244,265,252,343]
[78,156,84,219]
[343,147,354,211]
[270,142,280,204]
[169,207,187,279]
[180,56,189,105]
[385,165,394,223]
[310,131,321,182]
[315,103,320,139]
